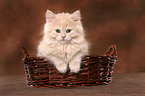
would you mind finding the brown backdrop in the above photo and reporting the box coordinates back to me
[0,0,145,75]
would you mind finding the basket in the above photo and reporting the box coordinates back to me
[21,45,117,88]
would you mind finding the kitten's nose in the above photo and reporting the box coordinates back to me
[61,35,66,39]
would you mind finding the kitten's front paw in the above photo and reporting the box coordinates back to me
[56,64,67,74]
[69,63,80,73]
[70,67,80,73]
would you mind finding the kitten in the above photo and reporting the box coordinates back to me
[37,10,89,73]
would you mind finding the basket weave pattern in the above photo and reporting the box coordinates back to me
[21,45,117,88]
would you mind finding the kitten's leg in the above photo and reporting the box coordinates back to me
[48,56,68,73]
[69,52,83,73]
[55,59,68,74]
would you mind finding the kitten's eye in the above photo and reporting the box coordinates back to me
[66,29,72,33]
[55,29,61,33]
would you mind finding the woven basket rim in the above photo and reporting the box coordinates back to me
[21,44,117,59]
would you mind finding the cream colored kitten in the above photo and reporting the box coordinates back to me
[37,10,89,73]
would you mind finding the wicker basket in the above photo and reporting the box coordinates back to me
[21,45,117,88]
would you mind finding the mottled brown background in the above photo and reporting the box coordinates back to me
[0,0,145,75]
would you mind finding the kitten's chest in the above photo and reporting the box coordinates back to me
[52,44,80,60]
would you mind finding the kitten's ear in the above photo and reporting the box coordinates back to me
[71,10,81,22]
[45,10,55,23]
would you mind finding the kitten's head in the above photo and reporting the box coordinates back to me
[43,10,85,43]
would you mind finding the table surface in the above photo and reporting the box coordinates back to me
[0,73,145,96]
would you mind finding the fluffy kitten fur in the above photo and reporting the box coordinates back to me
[37,10,89,73]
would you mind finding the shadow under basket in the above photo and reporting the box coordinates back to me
[21,45,117,88]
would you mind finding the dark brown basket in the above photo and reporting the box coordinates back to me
[21,45,117,88]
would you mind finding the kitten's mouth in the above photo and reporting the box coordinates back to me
[60,39,67,43]
[61,39,66,41]
[61,38,69,41]
[60,39,71,43]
